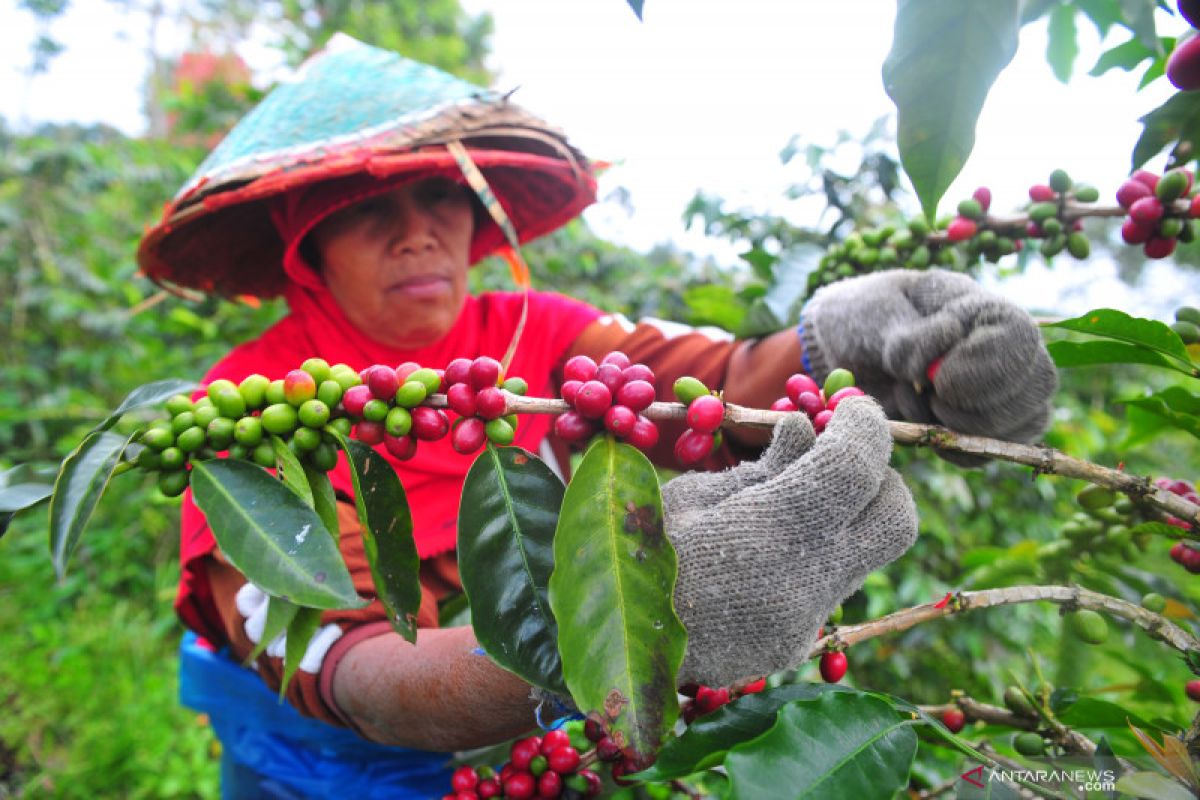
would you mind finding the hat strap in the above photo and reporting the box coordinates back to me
[446,139,531,376]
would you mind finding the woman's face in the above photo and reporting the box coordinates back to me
[308,177,475,349]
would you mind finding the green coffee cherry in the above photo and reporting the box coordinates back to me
[1013,732,1045,757]
[206,379,238,404]
[1039,235,1066,258]
[395,381,427,408]
[1067,609,1108,645]
[165,394,194,417]
[325,417,352,438]
[1141,593,1167,613]
[136,447,162,471]
[1003,686,1035,717]
[1160,217,1185,239]
[406,368,442,396]
[673,376,709,405]
[1076,485,1115,511]
[1041,218,1063,236]
[1048,168,1072,193]
[193,404,219,429]
[159,447,186,471]
[293,427,322,452]
[502,377,529,396]
[261,403,299,435]
[1066,232,1090,259]
[1156,169,1189,202]
[828,604,844,624]
[823,368,855,397]
[214,387,247,419]
[265,379,287,406]
[1072,185,1099,203]
[1176,305,1200,326]
[158,470,190,498]
[362,398,389,422]
[238,374,270,409]
[176,426,206,453]
[1172,321,1200,344]
[957,198,984,220]
[142,427,174,451]
[309,442,339,472]
[228,443,250,461]
[317,380,343,409]
[300,357,331,385]
[503,413,519,431]
[330,366,362,391]
[206,417,236,450]
[1028,201,1059,222]
[252,442,276,468]
[907,244,931,269]
[485,417,515,445]
[298,399,331,429]
[171,411,196,435]
[386,407,413,437]
[234,416,264,447]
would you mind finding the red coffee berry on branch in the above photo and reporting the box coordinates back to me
[1144,236,1178,259]
[820,651,848,683]
[599,350,631,370]
[825,386,866,412]
[594,363,625,395]
[443,357,472,387]
[604,404,638,438]
[341,384,373,417]
[477,778,500,799]
[1116,179,1152,209]
[972,186,992,212]
[686,394,724,434]
[285,369,318,406]
[942,707,966,734]
[575,381,613,419]
[796,391,825,418]
[451,417,487,455]
[469,356,502,390]
[560,379,583,407]
[547,745,581,775]
[451,766,479,792]
[411,407,450,441]
[446,382,478,417]
[1028,183,1055,202]
[785,373,821,404]
[354,420,385,446]
[554,411,596,443]
[539,730,571,754]
[622,363,655,384]
[675,428,715,466]
[502,772,535,800]
[1187,680,1200,702]
[383,432,417,460]
[1129,196,1165,224]
[616,379,656,412]
[627,415,660,450]
[771,397,798,412]
[563,355,597,383]
[474,387,507,420]
[1132,169,1160,189]
[946,217,977,242]
[395,361,421,385]
[812,409,834,433]
[365,365,400,400]
[537,771,562,798]
[1121,219,1154,245]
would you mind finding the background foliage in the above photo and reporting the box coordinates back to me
[2,0,1200,797]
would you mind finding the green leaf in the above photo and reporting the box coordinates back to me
[637,683,852,781]
[1121,387,1200,440]
[548,436,685,759]
[1132,91,1200,171]
[682,284,744,333]
[1129,521,1190,538]
[1123,404,1173,447]
[458,445,566,694]
[272,436,313,506]
[1077,0,1126,37]
[724,694,918,800]
[332,434,421,643]
[1045,309,1196,369]
[882,0,1020,220]
[1020,0,1058,24]
[1046,3,1079,83]
[1117,0,1162,54]
[280,606,323,698]
[92,378,200,433]
[1047,340,1197,376]
[49,430,137,579]
[0,482,53,514]
[1089,36,1156,77]
[190,459,362,609]
[247,596,300,662]
[1055,696,1169,732]
[1115,771,1195,800]
[305,466,340,544]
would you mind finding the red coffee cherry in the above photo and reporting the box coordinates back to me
[599,350,631,370]
[477,777,501,798]
[616,379,656,412]
[540,729,571,755]
[411,407,450,441]
[1187,680,1200,702]
[812,409,834,433]
[1116,179,1152,209]
[537,771,562,797]
[1144,236,1178,259]
[1121,218,1154,245]
[443,357,472,387]
[395,361,421,384]
[942,708,966,734]
[383,432,417,460]
[341,384,373,417]
[604,404,638,438]
[563,355,598,383]
[365,365,400,400]
[785,373,821,405]
[451,766,479,792]
[622,363,655,384]
[1028,183,1056,202]
[1168,32,1200,90]
[547,745,580,775]
[1132,169,1160,189]
[594,363,626,395]
[560,380,583,407]
[675,428,715,466]
[795,391,825,418]
[583,717,606,743]
[469,356,502,389]
[475,387,507,420]
[686,395,725,434]
[741,677,767,695]
[1181,546,1200,574]
[451,417,487,455]
[627,416,660,450]
[771,397,798,412]
[353,420,385,445]
[446,382,478,417]
[825,386,866,412]
[946,217,977,242]
[575,380,613,419]
[510,737,541,771]
[972,186,992,212]
[502,771,535,800]
[595,736,622,762]
[554,411,596,443]
[820,651,848,683]
[1129,196,1165,224]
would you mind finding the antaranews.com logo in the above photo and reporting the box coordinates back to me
[960,763,1118,793]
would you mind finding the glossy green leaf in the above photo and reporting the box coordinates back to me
[332,434,421,643]
[1132,90,1200,171]
[1115,771,1195,800]
[1056,696,1167,732]
[93,378,200,433]
[724,693,918,800]
[305,466,340,544]
[683,284,745,333]
[0,482,53,514]
[882,0,1020,220]
[1047,340,1194,376]
[49,430,137,579]
[1089,36,1156,77]
[637,683,852,781]
[1121,387,1200,440]
[272,436,313,506]
[1045,309,1196,369]
[548,436,685,759]
[190,459,362,609]
[247,596,300,662]
[1046,3,1079,83]
[1117,0,1161,54]
[458,445,566,694]
[281,606,323,698]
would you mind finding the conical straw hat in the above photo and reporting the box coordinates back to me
[138,34,596,298]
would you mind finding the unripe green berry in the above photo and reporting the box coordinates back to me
[1066,232,1090,259]
[176,426,206,453]
[261,403,299,435]
[265,379,287,406]
[1003,686,1035,717]
[1040,218,1063,236]
[828,604,843,624]
[309,442,339,472]
[1156,169,1189,202]
[1141,593,1167,613]
[206,379,238,404]
[878,246,899,265]
[856,249,878,268]
[238,374,270,409]
[673,376,709,405]
[1076,485,1115,510]
[823,368,855,397]
[362,398,389,422]
[485,417,515,445]
[395,381,427,408]
[503,413,519,431]
[159,447,186,471]
[1072,185,1099,203]
[907,244,931,268]
[158,469,190,498]
[1039,235,1066,258]
[252,442,276,468]
[206,417,236,450]
[136,447,162,471]
[1067,609,1108,645]
[165,394,194,417]
[325,417,352,438]
[298,399,331,429]
[228,443,249,461]
[1048,168,1072,193]
[502,377,529,395]
[1013,732,1045,757]
[385,407,413,437]
[957,198,984,220]
[234,416,263,447]
[406,368,442,396]
[142,427,174,451]
[1028,201,1059,222]
[317,380,344,409]
[908,217,930,238]
[292,426,322,452]
[300,357,331,385]
[1160,217,1185,239]
[171,411,196,435]
[193,404,219,429]
[1172,320,1200,344]
[214,387,247,419]
[330,367,362,391]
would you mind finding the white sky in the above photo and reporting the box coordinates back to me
[1,0,1197,315]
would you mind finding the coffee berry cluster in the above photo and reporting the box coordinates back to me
[1172,304,1200,344]
[554,351,659,451]
[1070,477,1200,579]
[670,376,725,467]
[445,723,604,799]
[135,356,528,496]
[1115,168,1200,259]
[769,367,863,434]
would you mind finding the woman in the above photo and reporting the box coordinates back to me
[139,35,1056,798]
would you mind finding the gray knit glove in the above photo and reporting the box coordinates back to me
[799,269,1058,444]
[664,397,917,687]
